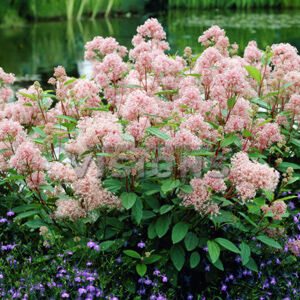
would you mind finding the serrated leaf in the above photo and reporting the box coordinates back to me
[245,257,258,272]
[227,96,236,109]
[120,192,137,210]
[132,198,143,225]
[98,240,115,251]
[155,215,171,238]
[256,235,282,249]
[172,222,189,244]
[170,244,185,271]
[221,135,238,147]
[240,242,251,265]
[136,264,147,276]
[160,205,174,214]
[215,238,240,254]
[190,251,200,268]
[15,210,40,220]
[245,65,262,83]
[123,250,141,259]
[146,127,170,140]
[207,240,220,263]
[184,232,199,251]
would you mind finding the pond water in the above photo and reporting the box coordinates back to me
[1,9,300,87]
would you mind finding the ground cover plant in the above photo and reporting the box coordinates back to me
[0,18,299,299]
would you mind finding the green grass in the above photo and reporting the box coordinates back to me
[168,0,300,9]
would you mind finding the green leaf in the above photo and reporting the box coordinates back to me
[123,133,135,143]
[215,238,240,254]
[96,152,114,157]
[24,219,46,229]
[227,96,236,109]
[212,258,224,271]
[207,240,220,263]
[15,210,40,220]
[256,235,282,249]
[123,250,141,259]
[98,240,115,251]
[240,242,251,265]
[154,90,178,95]
[172,222,189,244]
[277,162,300,171]
[238,212,258,228]
[160,205,174,214]
[136,264,147,276]
[103,178,123,193]
[120,84,143,88]
[146,127,170,140]
[64,78,77,85]
[245,257,258,272]
[132,198,143,225]
[250,98,270,109]
[255,118,273,128]
[170,244,185,271]
[155,215,171,238]
[190,251,200,268]
[148,221,157,239]
[184,232,199,251]
[161,179,180,193]
[291,138,300,148]
[221,135,238,147]
[179,185,193,194]
[143,254,161,264]
[120,192,137,210]
[18,92,36,100]
[55,115,77,124]
[245,65,262,84]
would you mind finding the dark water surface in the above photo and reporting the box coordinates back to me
[1,9,300,86]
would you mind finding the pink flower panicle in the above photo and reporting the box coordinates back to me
[261,201,287,220]
[229,152,279,202]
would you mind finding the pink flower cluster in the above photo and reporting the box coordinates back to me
[181,173,226,216]
[261,201,287,220]
[0,67,15,103]
[229,152,279,202]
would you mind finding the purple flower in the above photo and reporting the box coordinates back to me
[205,265,210,272]
[221,284,227,291]
[66,251,73,255]
[75,277,81,282]
[144,278,152,285]
[203,246,208,252]
[61,292,69,298]
[161,274,168,282]
[116,256,122,263]
[187,295,193,300]
[270,277,276,285]
[137,240,146,248]
[93,244,100,251]
[153,269,160,276]
[78,288,86,295]
[276,258,281,264]
[0,217,7,223]
[0,274,3,279]
[87,240,96,248]
[7,210,15,217]
[293,216,299,224]
[87,285,95,292]
[87,276,95,282]
[86,261,92,266]
[235,256,242,263]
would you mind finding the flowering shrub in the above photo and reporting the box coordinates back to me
[0,18,300,298]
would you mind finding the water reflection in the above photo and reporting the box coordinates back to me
[1,9,300,86]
